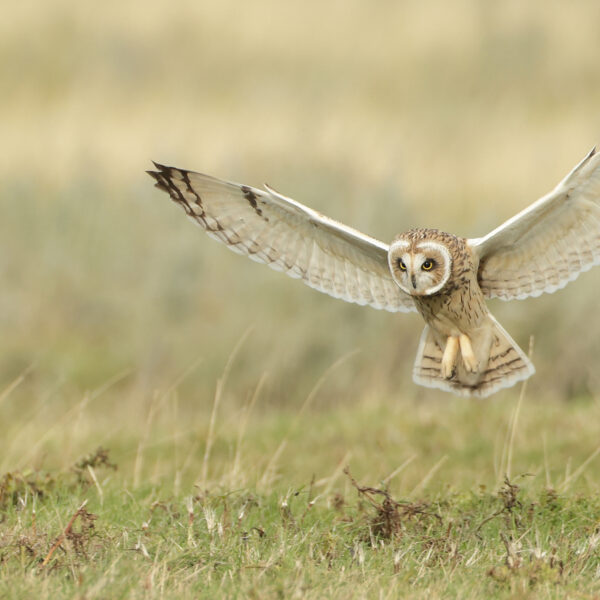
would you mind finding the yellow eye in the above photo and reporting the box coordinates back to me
[422,259,434,271]
[397,259,407,271]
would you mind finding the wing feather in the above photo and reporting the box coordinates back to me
[148,164,415,313]
[468,147,600,300]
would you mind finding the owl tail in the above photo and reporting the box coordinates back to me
[412,315,535,398]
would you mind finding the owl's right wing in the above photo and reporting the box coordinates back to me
[468,147,600,300]
[148,164,416,313]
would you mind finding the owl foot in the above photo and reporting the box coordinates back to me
[459,334,479,373]
[441,336,459,379]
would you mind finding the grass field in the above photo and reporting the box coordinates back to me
[1,1,600,597]
[2,379,600,598]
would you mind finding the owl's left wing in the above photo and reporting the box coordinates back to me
[468,147,600,300]
[148,164,416,313]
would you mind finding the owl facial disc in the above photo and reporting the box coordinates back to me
[388,239,452,296]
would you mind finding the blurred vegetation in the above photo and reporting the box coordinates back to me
[1,0,600,485]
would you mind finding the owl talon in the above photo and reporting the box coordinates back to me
[459,334,479,373]
[441,365,455,379]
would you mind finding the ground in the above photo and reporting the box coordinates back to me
[1,370,600,598]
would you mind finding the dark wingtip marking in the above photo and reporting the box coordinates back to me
[147,164,192,209]
[147,162,174,191]
[150,161,171,173]
[241,185,258,206]
[147,169,171,193]
[241,184,265,218]
[178,169,203,207]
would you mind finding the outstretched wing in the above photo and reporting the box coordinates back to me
[468,147,600,300]
[148,164,415,313]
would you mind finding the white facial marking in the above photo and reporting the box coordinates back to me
[415,241,452,294]
[390,240,410,254]
[388,241,410,294]
[388,238,452,296]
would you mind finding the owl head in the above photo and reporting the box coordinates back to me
[388,229,453,296]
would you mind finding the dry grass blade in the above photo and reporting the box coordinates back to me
[0,364,34,407]
[382,454,417,485]
[133,357,203,488]
[258,351,358,490]
[316,451,352,499]
[501,336,534,483]
[409,455,448,497]
[200,327,253,488]
[558,445,600,492]
[230,372,266,487]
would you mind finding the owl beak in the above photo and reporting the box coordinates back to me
[411,274,417,290]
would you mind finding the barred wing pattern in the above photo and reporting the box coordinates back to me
[469,148,600,300]
[148,164,416,313]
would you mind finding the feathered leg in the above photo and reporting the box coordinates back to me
[441,336,459,379]
[459,334,479,373]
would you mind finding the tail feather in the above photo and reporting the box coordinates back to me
[413,316,535,398]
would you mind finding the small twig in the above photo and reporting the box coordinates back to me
[41,500,89,567]
[474,508,504,538]
[344,467,392,508]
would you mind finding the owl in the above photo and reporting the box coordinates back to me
[148,147,600,398]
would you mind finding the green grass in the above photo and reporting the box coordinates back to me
[1,366,600,598]
[2,0,600,597]
[1,441,600,598]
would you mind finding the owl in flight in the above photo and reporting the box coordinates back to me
[148,148,600,398]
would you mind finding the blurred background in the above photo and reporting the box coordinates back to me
[1,0,599,487]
